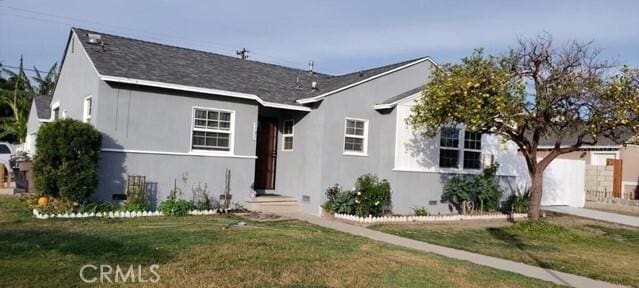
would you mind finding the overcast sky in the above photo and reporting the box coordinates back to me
[1,0,638,76]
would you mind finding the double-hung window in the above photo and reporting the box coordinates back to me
[282,120,294,151]
[439,127,460,168]
[83,96,93,123]
[191,108,233,152]
[463,131,482,169]
[344,118,368,155]
[438,127,483,169]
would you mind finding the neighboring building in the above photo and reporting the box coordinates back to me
[25,95,53,154]
[536,136,639,199]
[27,28,527,214]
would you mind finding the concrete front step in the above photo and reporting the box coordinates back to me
[247,195,302,213]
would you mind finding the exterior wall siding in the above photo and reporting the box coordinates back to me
[25,101,41,154]
[50,32,102,125]
[276,60,522,215]
[273,108,325,213]
[96,82,259,206]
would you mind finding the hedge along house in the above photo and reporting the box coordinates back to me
[27,28,528,214]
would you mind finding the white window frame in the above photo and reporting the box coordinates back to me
[438,127,483,170]
[83,96,93,123]
[438,127,461,168]
[51,101,60,121]
[282,119,294,151]
[462,130,483,170]
[343,117,369,156]
[189,106,235,156]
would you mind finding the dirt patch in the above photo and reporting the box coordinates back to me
[234,211,291,222]
[370,218,515,231]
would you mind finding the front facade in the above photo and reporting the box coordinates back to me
[28,28,527,214]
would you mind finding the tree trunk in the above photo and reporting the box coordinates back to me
[528,169,544,220]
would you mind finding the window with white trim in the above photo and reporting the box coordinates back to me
[438,127,483,169]
[344,118,368,155]
[439,127,460,168]
[282,120,294,151]
[191,108,233,152]
[52,107,60,120]
[83,96,93,123]
[463,131,482,169]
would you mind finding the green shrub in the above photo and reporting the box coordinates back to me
[354,174,391,217]
[79,201,118,213]
[123,185,148,211]
[474,164,503,212]
[33,119,102,202]
[321,184,341,212]
[322,175,391,217]
[159,185,193,216]
[413,207,429,216]
[333,190,356,215]
[442,163,503,214]
[159,199,192,216]
[507,187,531,213]
[442,177,473,213]
[322,184,357,214]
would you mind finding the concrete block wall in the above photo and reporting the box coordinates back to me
[585,165,614,193]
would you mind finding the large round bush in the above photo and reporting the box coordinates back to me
[33,119,102,202]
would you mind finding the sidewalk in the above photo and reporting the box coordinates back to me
[281,212,625,288]
[543,206,639,228]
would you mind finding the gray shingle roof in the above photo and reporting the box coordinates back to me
[73,28,426,107]
[538,131,635,147]
[34,95,52,119]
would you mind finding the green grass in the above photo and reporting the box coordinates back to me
[0,196,559,288]
[371,215,639,287]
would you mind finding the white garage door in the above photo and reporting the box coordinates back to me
[541,159,586,207]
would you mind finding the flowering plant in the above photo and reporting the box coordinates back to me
[353,174,391,217]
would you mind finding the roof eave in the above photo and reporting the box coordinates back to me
[373,90,422,111]
[296,57,439,105]
[99,75,311,112]
[536,145,623,149]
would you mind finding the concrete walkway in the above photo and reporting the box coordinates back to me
[543,206,639,228]
[281,212,625,288]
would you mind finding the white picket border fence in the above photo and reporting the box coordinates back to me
[32,208,219,219]
[333,212,527,224]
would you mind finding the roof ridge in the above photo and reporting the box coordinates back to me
[72,27,334,77]
[331,57,427,78]
[72,27,426,78]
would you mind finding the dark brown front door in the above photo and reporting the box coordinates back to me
[254,117,278,189]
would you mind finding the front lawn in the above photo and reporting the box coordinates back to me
[371,214,639,287]
[0,196,559,288]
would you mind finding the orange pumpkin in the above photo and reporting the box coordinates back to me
[37,196,49,207]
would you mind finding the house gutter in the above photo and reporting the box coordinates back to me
[372,91,422,110]
[536,145,622,149]
[98,75,312,112]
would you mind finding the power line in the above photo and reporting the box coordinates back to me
[0,5,309,69]
[0,65,41,76]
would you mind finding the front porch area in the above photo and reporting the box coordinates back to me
[246,194,301,214]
